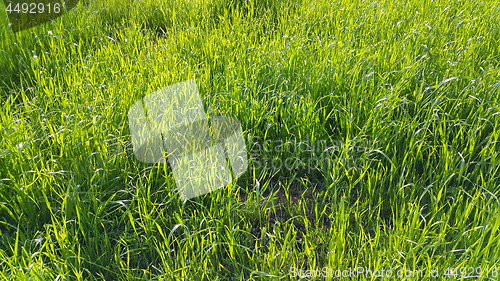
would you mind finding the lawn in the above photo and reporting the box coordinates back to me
[0,0,499,279]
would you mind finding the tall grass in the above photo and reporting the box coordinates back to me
[1,0,499,279]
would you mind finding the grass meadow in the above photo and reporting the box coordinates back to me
[0,0,499,279]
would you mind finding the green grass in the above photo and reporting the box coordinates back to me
[1,0,499,279]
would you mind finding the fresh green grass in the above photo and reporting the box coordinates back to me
[1,0,499,279]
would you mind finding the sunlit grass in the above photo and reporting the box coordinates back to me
[0,0,499,279]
